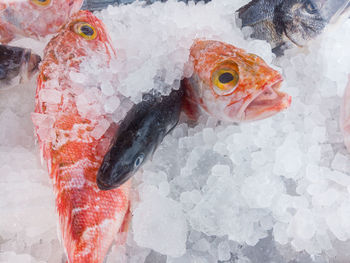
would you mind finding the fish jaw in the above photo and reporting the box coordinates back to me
[227,78,292,122]
[189,75,291,122]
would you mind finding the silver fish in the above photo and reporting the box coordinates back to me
[0,44,41,90]
[237,0,350,55]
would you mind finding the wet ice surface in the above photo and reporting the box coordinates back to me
[1,0,350,262]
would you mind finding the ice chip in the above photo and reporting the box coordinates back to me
[133,191,187,257]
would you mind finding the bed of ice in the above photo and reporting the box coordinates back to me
[1,0,350,262]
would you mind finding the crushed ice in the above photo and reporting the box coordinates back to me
[1,0,350,262]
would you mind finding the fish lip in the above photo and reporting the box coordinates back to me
[230,77,291,121]
[96,177,119,191]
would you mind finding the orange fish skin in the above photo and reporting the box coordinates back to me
[32,11,130,263]
[0,0,83,43]
[183,39,291,122]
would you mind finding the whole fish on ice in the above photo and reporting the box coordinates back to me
[32,11,130,263]
[182,39,291,122]
[237,0,350,55]
[0,0,84,43]
[0,44,41,89]
[97,86,184,190]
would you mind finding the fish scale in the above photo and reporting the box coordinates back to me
[32,11,130,263]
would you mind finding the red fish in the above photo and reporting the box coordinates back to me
[32,11,130,263]
[182,40,291,122]
[0,0,83,43]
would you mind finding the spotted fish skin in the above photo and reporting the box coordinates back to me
[0,44,41,89]
[237,0,350,55]
[32,11,130,263]
[0,0,84,43]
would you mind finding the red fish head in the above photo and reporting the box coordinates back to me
[0,0,84,42]
[184,40,291,122]
[44,10,116,65]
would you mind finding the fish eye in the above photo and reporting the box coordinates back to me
[303,1,317,14]
[73,22,97,40]
[212,69,239,96]
[134,154,145,169]
[31,0,51,7]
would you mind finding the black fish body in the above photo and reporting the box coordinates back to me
[97,86,185,190]
[0,44,41,89]
[237,0,350,55]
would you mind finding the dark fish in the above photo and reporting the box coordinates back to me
[97,86,185,190]
[237,0,350,55]
[0,44,41,89]
[81,0,209,12]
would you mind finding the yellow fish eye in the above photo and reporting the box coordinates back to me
[212,69,239,96]
[31,0,51,7]
[74,22,97,40]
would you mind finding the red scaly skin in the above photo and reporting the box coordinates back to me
[32,11,130,263]
[0,0,83,43]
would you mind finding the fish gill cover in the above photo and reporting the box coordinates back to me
[1,0,350,263]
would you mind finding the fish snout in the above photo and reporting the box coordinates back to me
[227,78,291,122]
[97,163,131,191]
[96,176,118,191]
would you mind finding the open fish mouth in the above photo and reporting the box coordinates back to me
[233,78,291,122]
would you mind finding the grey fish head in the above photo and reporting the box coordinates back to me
[237,0,283,27]
[237,0,350,55]
[97,86,183,191]
[97,147,146,190]
[0,44,41,89]
[96,118,156,191]
[274,0,328,47]
[277,0,350,46]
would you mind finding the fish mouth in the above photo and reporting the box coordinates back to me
[96,176,119,191]
[232,78,291,122]
[97,167,132,191]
